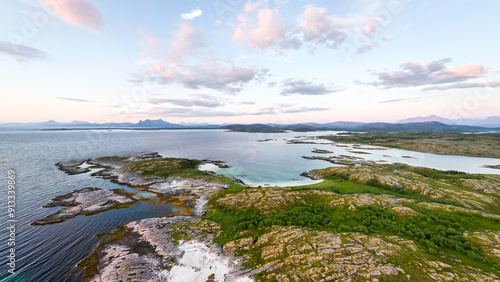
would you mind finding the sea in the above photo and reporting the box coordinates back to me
[0,129,499,281]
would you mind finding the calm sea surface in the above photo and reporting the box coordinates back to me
[0,129,499,281]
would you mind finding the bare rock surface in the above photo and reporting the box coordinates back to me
[88,152,164,186]
[56,159,90,175]
[86,217,251,282]
[482,164,500,170]
[32,188,136,225]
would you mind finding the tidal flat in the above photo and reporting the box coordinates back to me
[35,151,500,281]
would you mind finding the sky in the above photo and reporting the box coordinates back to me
[0,0,499,124]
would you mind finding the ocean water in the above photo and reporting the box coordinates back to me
[0,129,498,281]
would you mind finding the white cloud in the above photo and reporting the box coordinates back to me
[180,9,203,20]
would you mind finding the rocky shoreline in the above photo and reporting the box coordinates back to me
[32,188,137,225]
[37,151,500,281]
[56,159,91,175]
[82,217,252,282]
[39,152,253,281]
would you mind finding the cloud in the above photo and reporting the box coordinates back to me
[137,30,158,58]
[297,5,347,49]
[137,62,262,95]
[423,80,500,91]
[146,104,328,118]
[0,41,48,61]
[180,9,203,20]
[240,101,256,105]
[357,36,393,54]
[135,24,262,95]
[147,95,223,108]
[282,106,329,113]
[40,0,102,31]
[357,17,382,37]
[379,97,420,104]
[56,97,91,102]
[168,23,205,64]
[232,1,393,54]
[233,3,298,51]
[179,65,258,92]
[280,78,342,95]
[148,107,239,117]
[367,58,487,89]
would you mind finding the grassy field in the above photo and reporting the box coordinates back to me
[321,132,500,158]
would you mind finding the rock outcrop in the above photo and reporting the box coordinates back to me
[32,188,136,225]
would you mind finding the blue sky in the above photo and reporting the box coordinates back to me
[1,0,499,123]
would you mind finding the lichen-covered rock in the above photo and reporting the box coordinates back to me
[231,226,407,281]
[461,179,500,195]
[465,230,500,264]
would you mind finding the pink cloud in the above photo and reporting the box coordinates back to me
[233,4,286,50]
[168,23,204,64]
[135,24,263,95]
[299,5,342,41]
[357,36,393,54]
[138,30,158,58]
[444,64,484,80]
[244,0,264,13]
[232,2,395,54]
[358,17,382,37]
[41,0,102,31]
[367,58,491,89]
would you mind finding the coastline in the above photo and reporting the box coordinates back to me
[321,132,500,159]
[32,151,500,281]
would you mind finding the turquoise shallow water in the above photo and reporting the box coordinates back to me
[0,129,498,281]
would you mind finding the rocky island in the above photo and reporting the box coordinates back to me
[32,188,137,225]
[36,151,500,281]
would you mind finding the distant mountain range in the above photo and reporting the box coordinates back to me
[223,121,497,133]
[397,115,500,128]
[1,116,499,133]
[0,119,218,129]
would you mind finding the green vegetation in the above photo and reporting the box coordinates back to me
[310,164,500,214]
[206,197,499,266]
[124,157,246,189]
[322,132,500,158]
[96,156,128,161]
[125,158,202,178]
[80,154,500,281]
[203,164,500,279]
